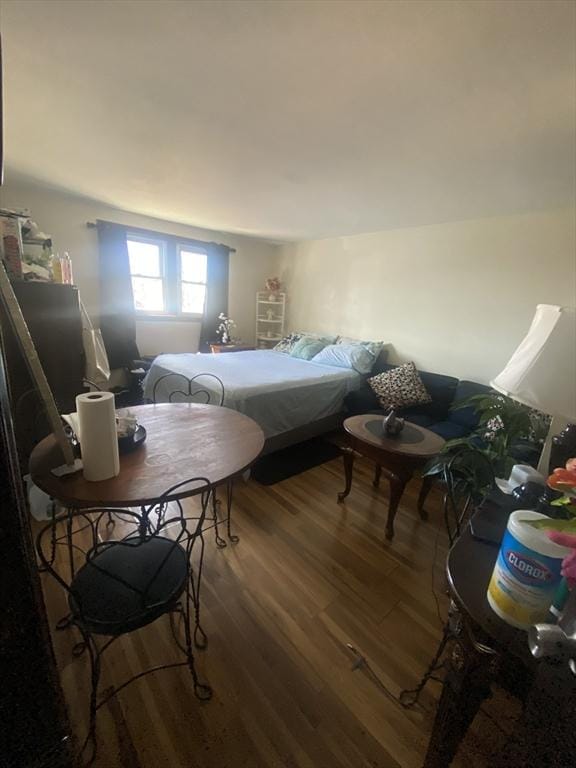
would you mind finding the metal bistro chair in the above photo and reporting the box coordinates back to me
[36,477,213,766]
[400,450,495,707]
[150,372,237,549]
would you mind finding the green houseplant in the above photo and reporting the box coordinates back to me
[423,392,548,498]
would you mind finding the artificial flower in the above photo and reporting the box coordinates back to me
[547,467,576,494]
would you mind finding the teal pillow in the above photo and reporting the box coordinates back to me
[290,336,329,361]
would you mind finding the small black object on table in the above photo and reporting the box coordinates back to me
[423,504,576,768]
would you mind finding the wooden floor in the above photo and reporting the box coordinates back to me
[40,455,516,768]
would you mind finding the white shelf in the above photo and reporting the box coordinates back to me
[256,292,285,346]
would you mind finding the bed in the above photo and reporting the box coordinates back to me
[143,350,364,452]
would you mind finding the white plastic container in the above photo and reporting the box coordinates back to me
[487,510,571,629]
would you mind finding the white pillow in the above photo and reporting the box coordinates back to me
[337,336,385,358]
[295,331,338,344]
[311,343,375,374]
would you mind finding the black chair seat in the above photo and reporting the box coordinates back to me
[69,536,188,636]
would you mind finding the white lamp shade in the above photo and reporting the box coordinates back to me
[490,304,576,420]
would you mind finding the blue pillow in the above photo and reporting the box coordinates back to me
[290,336,329,361]
[311,343,375,374]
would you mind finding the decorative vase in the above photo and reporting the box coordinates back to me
[383,408,405,437]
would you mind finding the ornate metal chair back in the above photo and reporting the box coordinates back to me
[151,372,225,406]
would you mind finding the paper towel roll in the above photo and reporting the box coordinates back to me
[76,391,120,481]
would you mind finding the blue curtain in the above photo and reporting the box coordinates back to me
[97,221,140,369]
[199,244,230,352]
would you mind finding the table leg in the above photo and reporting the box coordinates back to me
[417,475,434,520]
[226,479,239,543]
[337,448,355,502]
[373,464,382,488]
[423,639,494,768]
[385,470,412,540]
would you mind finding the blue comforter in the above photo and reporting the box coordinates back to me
[143,350,361,437]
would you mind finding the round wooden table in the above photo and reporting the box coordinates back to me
[337,415,445,540]
[30,403,265,509]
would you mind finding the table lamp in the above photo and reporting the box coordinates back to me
[490,304,576,474]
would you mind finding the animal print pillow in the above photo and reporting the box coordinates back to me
[367,362,431,410]
[273,333,303,354]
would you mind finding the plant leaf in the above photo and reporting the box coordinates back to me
[522,518,576,533]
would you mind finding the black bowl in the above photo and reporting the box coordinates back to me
[118,424,147,455]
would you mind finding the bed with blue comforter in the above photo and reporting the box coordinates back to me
[143,350,362,443]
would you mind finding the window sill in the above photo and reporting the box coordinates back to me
[135,313,203,323]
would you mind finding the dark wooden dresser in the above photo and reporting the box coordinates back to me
[0,281,85,468]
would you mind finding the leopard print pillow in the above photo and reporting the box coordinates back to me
[273,333,303,354]
[367,362,431,410]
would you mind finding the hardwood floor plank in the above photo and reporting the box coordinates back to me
[36,454,499,767]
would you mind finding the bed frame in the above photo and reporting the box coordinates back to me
[262,412,345,455]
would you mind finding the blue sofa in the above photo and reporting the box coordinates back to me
[344,363,491,440]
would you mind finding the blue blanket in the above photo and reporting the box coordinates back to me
[144,350,361,438]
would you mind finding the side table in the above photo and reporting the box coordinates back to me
[210,344,256,353]
[337,415,445,540]
[423,512,576,768]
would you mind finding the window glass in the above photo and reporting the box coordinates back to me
[127,239,161,277]
[131,276,164,312]
[180,250,207,283]
[181,283,206,314]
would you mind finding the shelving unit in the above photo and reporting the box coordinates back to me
[256,291,286,348]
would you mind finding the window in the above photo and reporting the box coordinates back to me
[127,237,165,313]
[127,235,208,317]
[180,247,207,314]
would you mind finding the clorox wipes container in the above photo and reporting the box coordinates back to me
[487,510,571,629]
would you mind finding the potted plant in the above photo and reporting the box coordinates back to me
[216,313,236,345]
[430,392,547,477]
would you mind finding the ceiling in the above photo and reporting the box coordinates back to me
[2,0,575,241]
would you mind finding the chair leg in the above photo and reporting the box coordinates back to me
[78,631,101,767]
[182,584,212,701]
[189,530,208,649]
[399,622,452,708]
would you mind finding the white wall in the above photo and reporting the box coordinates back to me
[0,175,280,355]
[279,207,576,383]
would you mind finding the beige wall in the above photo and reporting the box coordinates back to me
[279,208,576,384]
[0,175,280,355]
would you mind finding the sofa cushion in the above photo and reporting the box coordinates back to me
[344,383,380,415]
[402,412,435,428]
[449,380,492,429]
[418,371,459,417]
[368,362,432,410]
[428,421,470,441]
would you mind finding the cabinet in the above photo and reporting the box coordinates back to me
[255,292,286,349]
[0,281,85,467]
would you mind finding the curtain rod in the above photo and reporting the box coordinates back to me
[86,220,236,253]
